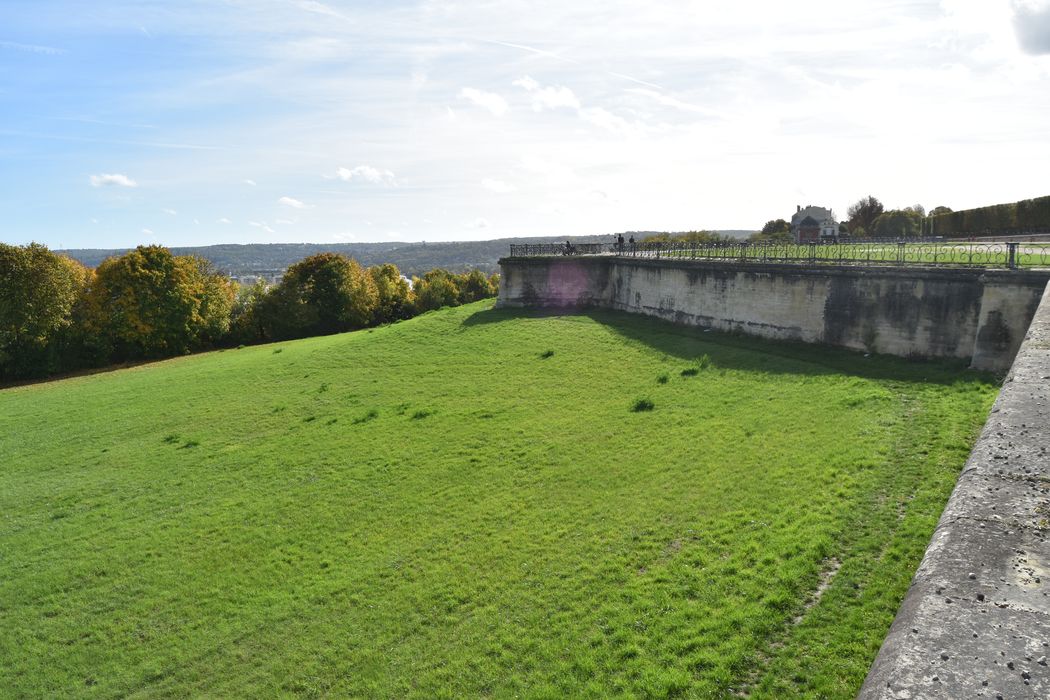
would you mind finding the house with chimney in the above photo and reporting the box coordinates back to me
[790,205,838,243]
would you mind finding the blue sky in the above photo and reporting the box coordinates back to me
[2,0,1050,249]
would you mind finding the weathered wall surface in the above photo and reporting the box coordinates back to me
[497,256,1050,371]
[859,282,1050,699]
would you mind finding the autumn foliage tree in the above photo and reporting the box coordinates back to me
[0,243,90,378]
[368,263,414,324]
[260,253,378,340]
[412,269,463,313]
[458,269,497,304]
[1,241,496,381]
[84,246,234,360]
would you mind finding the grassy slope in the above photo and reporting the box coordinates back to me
[0,302,996,698]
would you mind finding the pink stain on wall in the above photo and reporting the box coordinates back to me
[546,261,590,305]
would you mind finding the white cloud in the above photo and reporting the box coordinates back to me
[579,107,636,136]
[217,217,232,224]
[278,196,307,208]
[243,179,257,186]
[482,178,516,193]
[250,221,276,233]
[90,218,99,224]
[0,40,65,55]
[459,87,509,116]
[512,76,641,135]
[162,208,177,215]
[276,218,296,225]
[193,218,200,225]
[332,165,397,185]
[90,173,137,188]
[514,76,581,111]
[141,228,154,235]
[469,217,491,229]
[296,0,346,20]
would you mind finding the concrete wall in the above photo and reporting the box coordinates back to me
[859,281,1050,699]
[497,256,1050,372]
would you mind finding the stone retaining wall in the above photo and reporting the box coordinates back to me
[497,256,1050,372]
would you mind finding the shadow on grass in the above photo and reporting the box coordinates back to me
[461,306,989,385]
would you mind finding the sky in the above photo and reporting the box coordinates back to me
[2,0,1050,249]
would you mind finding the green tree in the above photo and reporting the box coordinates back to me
[0,243,88,378]
[182,256,235,345]
[644,230,725,244]
[368,263,413,324]
[229,279,271,344]
[847,196,884,236]
[751,219,791,242]
[263,253,378,339]
[458,269,496,304]
[871,209,922,238]
[85,245,233,360]
[412,269,461,313]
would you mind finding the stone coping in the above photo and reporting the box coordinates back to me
[859,279,1050,699]
[497,256,1050,286]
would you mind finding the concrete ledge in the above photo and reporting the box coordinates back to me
[859,280,1050,699]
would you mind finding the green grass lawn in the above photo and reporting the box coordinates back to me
[0,301,997,698]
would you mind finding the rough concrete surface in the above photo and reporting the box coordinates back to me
[859,280,1050,699]
[497,256,1049,371]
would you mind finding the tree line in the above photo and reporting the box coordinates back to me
[0,243,499,382]
[928,194,1050,237]
[756,193,1050,242]
[753,197,938,241]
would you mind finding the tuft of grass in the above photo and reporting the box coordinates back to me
[681,353,712,377]
[352,409,379,425]
[539,349,555,359]
[162,434,180,444]
[272,348,283,354]
[656,373,669,384]
[631,397,655,412]
[0,301,997,699]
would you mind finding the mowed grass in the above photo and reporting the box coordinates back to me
[0,301,997,698]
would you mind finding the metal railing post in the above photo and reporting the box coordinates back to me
[1008,242,1017,269]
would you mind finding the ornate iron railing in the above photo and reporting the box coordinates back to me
[507,239,1050,269]
[508,243,607,257]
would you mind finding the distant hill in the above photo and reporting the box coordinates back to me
[60,231,755,277]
